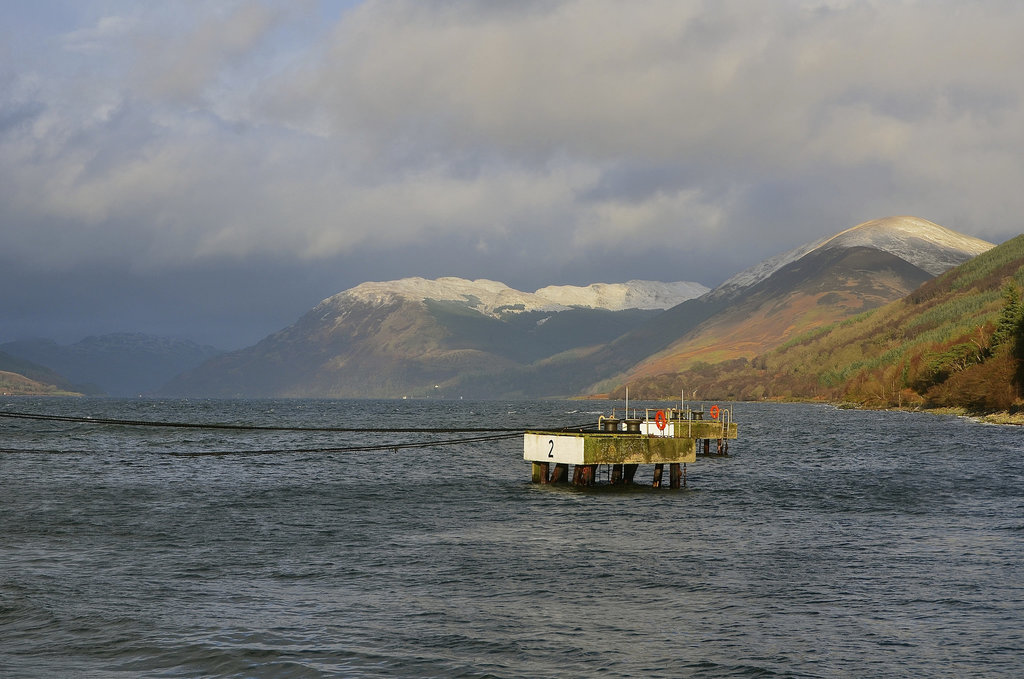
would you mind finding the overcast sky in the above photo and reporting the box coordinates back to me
[2,0,1022,348]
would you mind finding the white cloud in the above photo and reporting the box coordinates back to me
[266,1,1024,169]
[61,15,136,54]
[123,2,298,105]
[573,188,729,254]
[3,0,1024,281]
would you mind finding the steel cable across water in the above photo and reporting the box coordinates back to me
[0,409,598,456]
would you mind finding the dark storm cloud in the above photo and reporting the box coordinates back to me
[1,0,1022,347]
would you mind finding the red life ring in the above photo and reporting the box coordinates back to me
[655,409,668,431]
[709,405,720,419]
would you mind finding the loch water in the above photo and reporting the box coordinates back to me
[1,398,1021,678]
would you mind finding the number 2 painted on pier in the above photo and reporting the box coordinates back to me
[547,439,554,458]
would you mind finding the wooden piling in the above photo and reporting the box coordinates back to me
[669,463,681,489]
[652,463,664,488]
[531,462,550,484]
[549,463,568,484]
[611,464,623,485]
[623,464,638,483]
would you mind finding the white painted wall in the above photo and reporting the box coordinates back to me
[523,433,584,464]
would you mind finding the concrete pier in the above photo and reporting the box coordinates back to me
[524,406,738,488]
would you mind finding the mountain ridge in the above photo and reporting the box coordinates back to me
[334,277,709,317]
[612,246,935,386]
[159,282,677,398]
[711,216,993,299]
[579,217,993,395]
[161,216,994,399]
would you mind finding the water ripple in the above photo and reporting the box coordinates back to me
[1,399,1021,677]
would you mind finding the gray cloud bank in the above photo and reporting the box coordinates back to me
[1,0,1022,347]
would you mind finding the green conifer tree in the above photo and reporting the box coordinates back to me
[991,283,1022,349]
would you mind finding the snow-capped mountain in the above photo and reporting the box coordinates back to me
[335,277,708,317]
[711,216,993,298]
[162,277,705,398]
[162,215,994,399]
[601,216,995,390]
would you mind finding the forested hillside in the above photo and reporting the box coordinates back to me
[625,235,1024,413]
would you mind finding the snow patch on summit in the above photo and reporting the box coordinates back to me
[712,216,993,298]
[535,280,709,310]
[337,277,540,316]
[327,276,708,317]
[815,216,993,275]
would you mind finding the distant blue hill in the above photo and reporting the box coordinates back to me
[1,333,223,397]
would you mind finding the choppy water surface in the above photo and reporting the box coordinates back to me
[1,398,1021,678]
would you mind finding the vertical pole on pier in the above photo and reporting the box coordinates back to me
[623,464,638,484]
[669,463,681,489]
[532,462,550,484]
[572,464,583,485]
[717,439,724,455]
[550,463,568,484]
[683,463,687,488]
[611,464,623,485]
[652,463,664,488]
[703,439,711,456]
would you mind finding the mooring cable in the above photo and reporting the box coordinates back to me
[170,431,526,457]
[0,409,598,434]
[0,409,599,457]
[0,430,525,457]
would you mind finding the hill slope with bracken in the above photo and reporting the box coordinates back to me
[0,350,83,395]
[627,233,1024,412]
[592,216,993,393]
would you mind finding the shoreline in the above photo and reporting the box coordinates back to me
[912,406,1024,426]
